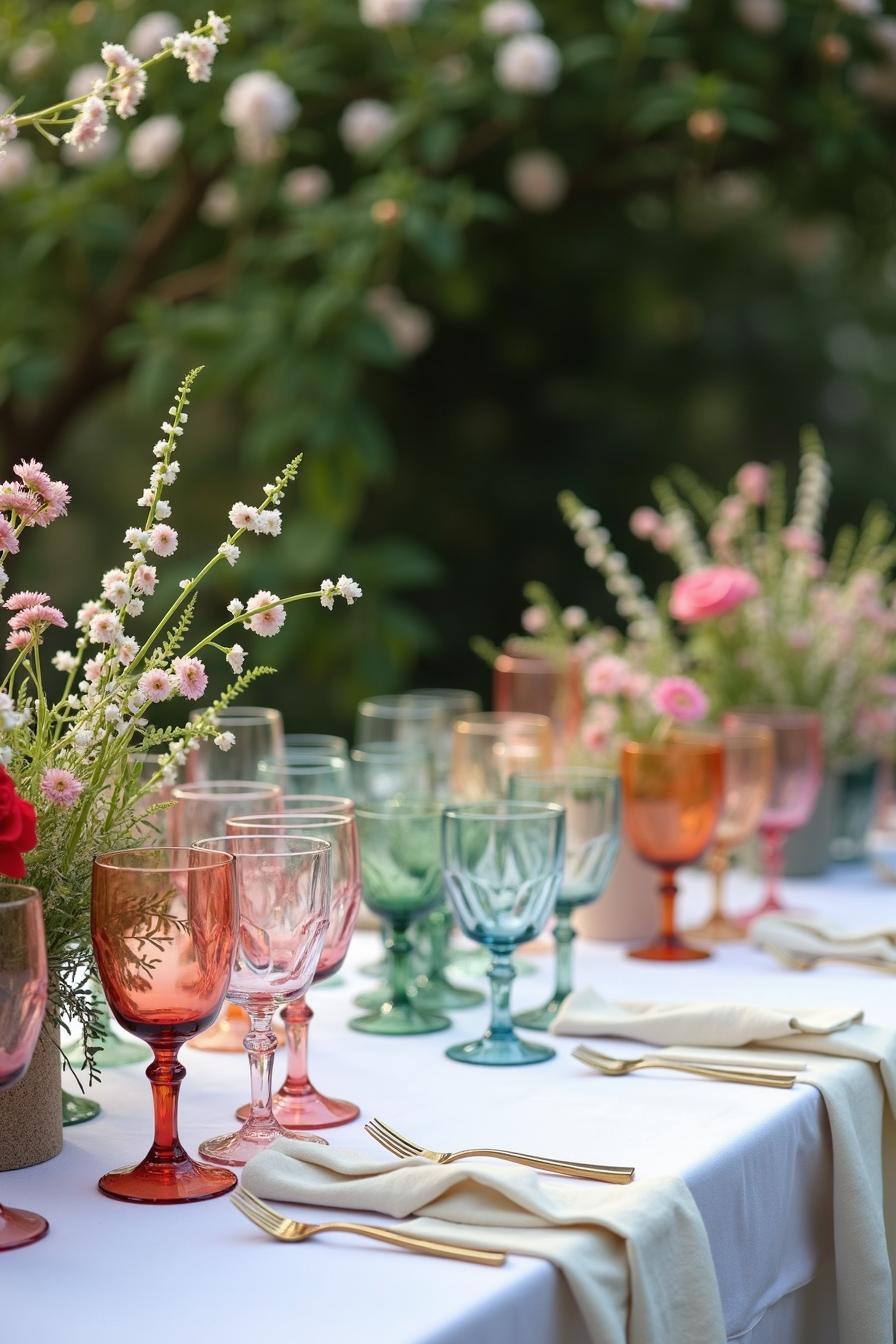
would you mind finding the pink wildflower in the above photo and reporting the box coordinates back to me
[84,655,106,683]
[0,518,19,555]
[244,589,286,637]
[133,563,158,596]
[172,655,208,700]
[669,566,760,623]
[5,630,32,651]
[650,676,709,723]
[584,654,629,697]
[630,507,662,540]
[521,605,548,634]
[63,95,108,152]
[0,484,38,517]
[138,668,174,702]
[4,591,49,612]
[40,767,83,808]
[8,604,67,631]
[735,462,769,506]
[13,458,54,498]
[28,478,70,527]
[149,523,178,556]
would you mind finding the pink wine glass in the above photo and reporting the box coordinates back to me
[194,834,331,1165]
[91,847,238,1203]
[0,884,49,1250]
[228,811,362,1128]
[724,707,823,921]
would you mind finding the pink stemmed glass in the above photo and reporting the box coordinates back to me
[170,780,282,1051]
[0,884,49,1250]
[91,847,239,1203]
[724,707,823,921]
[193,834,331,1166]
[228,811,362,1128]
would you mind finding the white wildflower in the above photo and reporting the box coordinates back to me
[494,33,561,94]
[124,527,150,550]
[482,0,543,34]
[360,0,425,27]
[116,636,139,666]
[171,32,219,83]
[339,99,397,154]
[52,650,78,673]
[200,179,238,226]
[227,598,244,616]
[255,509,282,537]
[507,149,567,211]
[228,502,259,530]
[222,70,300,164]
[126,598,145,617]
[0,746,11,767]
[154,499,171,520]
[127,114,183,175]
[281,165,332,206]
[214,730,236,752]
[63,96,109,153]
[89,611,123,645]
[225,643,246,674]
[335,574,363,604]
[244,589,286,637]
[320,578,336,611]
[218,542,240,566]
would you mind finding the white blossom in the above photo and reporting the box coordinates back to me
[225,643,246,674]
[494,34,561,94]
[281,165,332,206]
[200,179,239,226]
[89,611,123,645]
[0,746,11,767]
[218,542,240,566]
[63,96,109,153]
[507,149,567,211]
[214,730,236,751]
[124,527,151,550]
[101,43,147,119]
[336,575,363,604]
[359,0,426,28]
[735,0,784,31]
[229,502,259,530]
[339,99,397,154]
[127,114,183,175]
[481,0,543,35]
[127,11,180,59]
[126,598,145,617]
[255,509,282,537]
[221,71,299,163]
[171,32,219,84]
[52,650,78,673]
[227,598,244,616]
[155,499,172,520]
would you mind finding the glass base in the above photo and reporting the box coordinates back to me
[688,912,745,942]
[189,1005,286,1053]
[200,1122,329,1167]
[236,1090,360,1129]
[449,948,537,978]
[98,1033,151,1067]
[62,1091,100,1126]
[349,1001,450,1035]
[735,891,786,927]
[98,1154,236,1204]
[353,983,394,1011]
[413,972,485,1012]
[513,995,568,1031]
[359,956,388,979]
[628,937,710,962]
[0,1203,49,1251]
[446,1034,555,1066]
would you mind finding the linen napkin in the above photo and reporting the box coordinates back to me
[751,911,896,968]
[241,1138,726,1344]
[552,987,895,1344]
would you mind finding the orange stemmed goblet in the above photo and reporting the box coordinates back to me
[621,739,723,962]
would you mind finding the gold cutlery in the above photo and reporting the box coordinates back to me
[231,1186,506,1265]
[365,1116,634,1184]
[760,944,896,975]
[572,1044,796,1088]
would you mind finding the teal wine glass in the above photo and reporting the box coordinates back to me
[351,801,450,1035]
[442,801,565,1066]
[509,769,620,1030]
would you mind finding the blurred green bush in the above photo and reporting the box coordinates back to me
[3,0,896,728]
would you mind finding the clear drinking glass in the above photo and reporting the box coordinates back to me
[351,801,450,1035]
[170,780,282,1051]
[227,811,362,1128]
[284,733,350,761]
[508,768,620,1029]
[193,835,331,1165]
[450,712,553,801]
[186,706,285,782]
[442,801,565,1066]
[622,740,724,961]
[258,757,350,797]
[91,847,239,1203]
[351,742,435,803]
[723,707,823,920]
[0,884,49,1249]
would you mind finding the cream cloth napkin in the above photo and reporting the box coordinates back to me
[751,912,896,967]
[552,988,895,1344]
[241,1138,726,1344]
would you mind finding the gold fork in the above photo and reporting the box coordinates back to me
[761,943,896,975]
[572,1044,797,1088]
[365,1116,635,1184]
[230,1186,506,1266]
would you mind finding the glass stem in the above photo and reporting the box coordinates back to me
[147,1044,187,1165]
[486,948,517,1041]
[761,827,783,908]
[243,1006,277,1132]
[281,997,313,1099]
[659,867,678,946]
[386,919,414,1007]
[552,909,575,1003]
[425,908,452,979]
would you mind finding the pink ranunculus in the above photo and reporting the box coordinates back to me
[650,676,709,724]
[629,507,661,540]
[735,462,769,506]
[584,653,629,697]
[668,565,760,624]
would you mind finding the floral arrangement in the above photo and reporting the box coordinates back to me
[509,431,896,766]
[0,367,361,1077]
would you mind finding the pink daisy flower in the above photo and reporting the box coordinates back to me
[84,655,106,683]
[27,479,70,528]
[149,523,178,557]
[0,518,19,555]
[4,591,50,611]
[89,611,122,645]
[138,668,173,702]
[13,458,54,498]
[650,676,709,724]
[244,590,286,638]
[172,656,208,700]
[9,604,67,631]
[0,484,38,518]
[133,563,158,596]
[40,767,83,808]
[5,629,32,651]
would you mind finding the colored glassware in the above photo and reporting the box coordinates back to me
[723,707,823,919]
[61,1090,100,1125]
[682,726,774,941]
[284,733,350,761]
[170,779,282,1051]
[91,846,238,1203]
[0,884,49,1250]
[186,706,285,782]
[493,648,581,751]
[258,756,350,798]
[351,801,450,1035]
[509,768,620,1028]
[442,801,565,1065]
[228,811,362,1128]
[194,834,331,1165]
[450,712,553,801]
[621,739,723,962]
[351,742,435,803]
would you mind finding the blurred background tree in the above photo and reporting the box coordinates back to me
[3,0,896,729]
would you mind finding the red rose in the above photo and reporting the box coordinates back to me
[0,767,37,879]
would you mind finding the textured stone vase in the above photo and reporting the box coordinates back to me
[0,1019,63,1171]
[573,837,658,943]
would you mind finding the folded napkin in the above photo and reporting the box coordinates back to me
[751,912,896,967]
[242,1138,725,1344]
[552,987,894,1344]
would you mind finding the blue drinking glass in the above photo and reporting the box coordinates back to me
[441,801,565,1066]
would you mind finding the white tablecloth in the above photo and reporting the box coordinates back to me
[5,863,895,1344]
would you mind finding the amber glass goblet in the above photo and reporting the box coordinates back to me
[0,884,49,1250]
[91,847,238,1203]
[723,707,823,920]
[194,835,331,1165]
[622,740,723,962]
[228,812,362,1128]
[450,712,553,802]
[170,780,282,1051]
[186,706,285,782]
[679,726,774,941]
